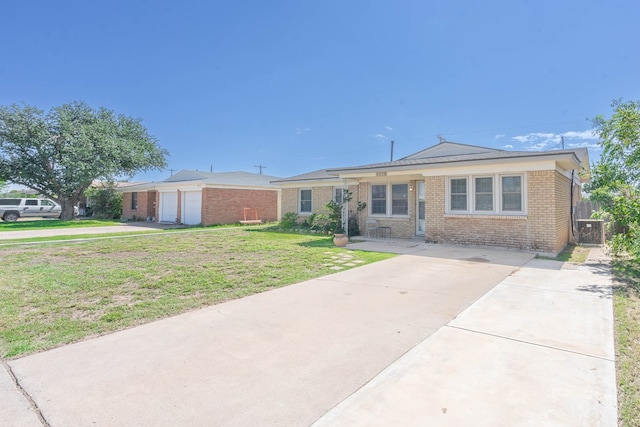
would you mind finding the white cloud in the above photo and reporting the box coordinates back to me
[495,134,505,139]
[385,125,393,131]
[562,130,598,140]
[295,127,310,135]
[568,142,602,150]
[511,130,598,151]
[504,144,513,149]
[373,134,387,139]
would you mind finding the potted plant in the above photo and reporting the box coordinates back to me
[332,224,348,247]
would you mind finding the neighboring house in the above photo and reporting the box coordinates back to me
[120,170,281,226]
[272,169,360,228]
[78,181,142,216]
[274,141,590,256]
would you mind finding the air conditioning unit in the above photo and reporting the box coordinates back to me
[576,219,605,244]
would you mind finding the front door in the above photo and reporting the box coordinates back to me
[416,181,425,236]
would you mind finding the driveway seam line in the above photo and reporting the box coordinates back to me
[1,358,50,427]
[445,325,615,362]
[497,283,613,298]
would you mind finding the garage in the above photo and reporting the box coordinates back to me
[159,192,178,223]
[182,191,202,225]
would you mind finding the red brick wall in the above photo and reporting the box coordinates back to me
[122,190,157,221]
[201,188,278,225]
[146,191,157,219]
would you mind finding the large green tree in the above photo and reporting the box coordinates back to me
[0,101,168,219]
[588,99,640,256]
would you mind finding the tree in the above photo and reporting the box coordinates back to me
[587,99,640,256]
[0,102,168,219]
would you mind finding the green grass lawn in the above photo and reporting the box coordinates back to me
[537,244,591,263]
[0,219,122,231]
[0,228,394,359]
[612,256,640,427]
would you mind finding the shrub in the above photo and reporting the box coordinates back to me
[279,212,299,229]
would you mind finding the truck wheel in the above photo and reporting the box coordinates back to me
[3,212,19,222]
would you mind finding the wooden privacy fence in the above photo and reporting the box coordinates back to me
[573,200,608,244]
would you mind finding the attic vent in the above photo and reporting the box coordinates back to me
[376,172,387,177]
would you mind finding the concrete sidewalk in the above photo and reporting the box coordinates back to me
[0,221,181,241]
[1,243,616,426]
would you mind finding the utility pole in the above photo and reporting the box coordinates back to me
[169,168,176,176]
[210,164,213,173]
[254,164,266,175]
[390,140,395,161]
[561,136,565,149]
[437,135,446,144]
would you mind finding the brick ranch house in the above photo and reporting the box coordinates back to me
[120,170,281,226]
[274,141,590,256]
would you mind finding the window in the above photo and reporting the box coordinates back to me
[501,176,522,211]
[300,189,312,213]
[25,199,38,206]
[334,188,344,204]
[371,185,387,215]
[474,177,493,211]
[370,183,410,216]
[41,200,55,206]
[447,174,525,214]
[391,184,408,215]
[131,192,138,210]
[450,178,467,211]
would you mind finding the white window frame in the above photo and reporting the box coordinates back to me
[499,175,524,212]
[369,182,410,218]
[299,189,312,214]
[446,174,526,215]
[473,176,493,212]
[449,177,468,212]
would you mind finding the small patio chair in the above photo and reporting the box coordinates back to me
[365,218,379,238]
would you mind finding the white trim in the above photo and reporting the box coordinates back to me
[369,182,410,218]
[499,174,526,213]
[299,188,312,214]
[472,175,494,212]
[445,173,527,215]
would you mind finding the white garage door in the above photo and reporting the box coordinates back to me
[159,192,178,223]
[182,191,202,225]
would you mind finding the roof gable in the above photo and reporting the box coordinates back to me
[401,141,501,160]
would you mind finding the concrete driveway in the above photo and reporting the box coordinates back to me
[2,242,616,426]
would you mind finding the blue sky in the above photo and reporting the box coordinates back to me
[1,1,638,182]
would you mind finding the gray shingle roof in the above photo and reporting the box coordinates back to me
[327,147,588,174]
[270,169,341,184]
[165,170,282,187]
